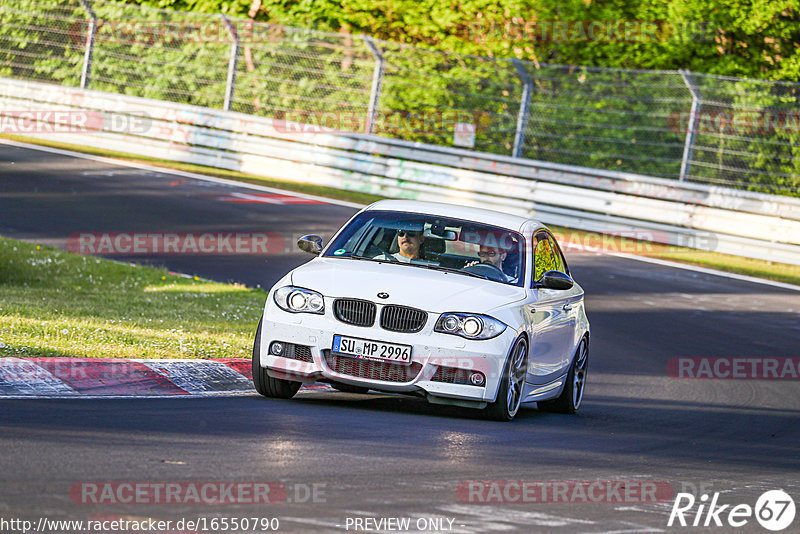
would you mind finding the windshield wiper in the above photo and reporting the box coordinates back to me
[349,253,407,264]
[345,255,489,280]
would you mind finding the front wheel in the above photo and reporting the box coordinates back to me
[538,336,588,414]
[252,316,301,399]
[485,336,528,422]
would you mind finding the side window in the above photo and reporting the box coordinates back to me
[550,235,568,275]
[533,232,557,283]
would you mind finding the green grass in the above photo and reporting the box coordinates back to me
[0,237,264,359]
[2,133,799,287]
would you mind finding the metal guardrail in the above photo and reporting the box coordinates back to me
[2,76,800,265]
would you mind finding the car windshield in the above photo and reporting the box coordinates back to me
[323,210,525,286]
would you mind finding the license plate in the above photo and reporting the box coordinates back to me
[332,335,412,365]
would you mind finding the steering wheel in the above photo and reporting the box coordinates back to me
[462,262,508,283]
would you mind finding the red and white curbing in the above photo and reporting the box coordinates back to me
[0,357,328,397]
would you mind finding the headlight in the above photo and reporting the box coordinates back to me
[274,286,325,314]
[435,313,507,340]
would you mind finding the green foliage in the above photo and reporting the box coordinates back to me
[102,0,800,82]
[227,0,799,82]
[89,1,232,106]
[0,0,84,85]
[115,0,800,193]
[1,0,797,194]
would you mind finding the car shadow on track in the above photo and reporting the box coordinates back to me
[290,391,548,422]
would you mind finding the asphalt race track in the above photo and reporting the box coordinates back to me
[1,141,799,533]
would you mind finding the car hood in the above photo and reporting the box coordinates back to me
[290,257,526,314]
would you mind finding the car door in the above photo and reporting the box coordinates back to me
[524,231,579,385]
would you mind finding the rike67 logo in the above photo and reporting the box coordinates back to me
[668,490,796,531]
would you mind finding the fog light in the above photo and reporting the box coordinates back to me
[469,372,485,386]
[270,342,284,356]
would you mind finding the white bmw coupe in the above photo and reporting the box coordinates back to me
[253,200,590,421]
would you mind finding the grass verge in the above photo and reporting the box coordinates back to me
[2,133,799,287]
[0,237,263,359]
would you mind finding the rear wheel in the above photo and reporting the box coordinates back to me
[485,336,528,422]
[538,336,588,414]
[252,317,301,399]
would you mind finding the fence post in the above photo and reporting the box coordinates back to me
[77,0,97,90]
[221,15,240,112]
[511,59,532,159]
[679,69,702,182]
[361,35,384,135]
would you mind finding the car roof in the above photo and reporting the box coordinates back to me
[364,200,539,233]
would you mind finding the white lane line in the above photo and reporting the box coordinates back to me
[0,138,364,209]
[563,243,800,292]
[3,137,797,291]
[224,192,284,204]
[0,357,77,395]
[601,251,800,292]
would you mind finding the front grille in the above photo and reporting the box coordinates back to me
[273,342,313,362]
[324,351,422,383]
[380,305,427,333]
[333,298,376,327]
[431,365,483,386]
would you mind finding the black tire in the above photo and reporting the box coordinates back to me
[252,316,301,399]
[484,336,528,422]
[330,382,371,394]
[538,336,589,414]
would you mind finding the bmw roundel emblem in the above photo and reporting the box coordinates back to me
[377,292,389,299]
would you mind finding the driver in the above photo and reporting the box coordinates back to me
[465,244,506,270]
[376,229,425,263]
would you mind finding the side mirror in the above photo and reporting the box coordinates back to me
[297,234,323,255]
[538,270,573,290]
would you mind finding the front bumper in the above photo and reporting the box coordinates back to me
[259,300,517,404]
